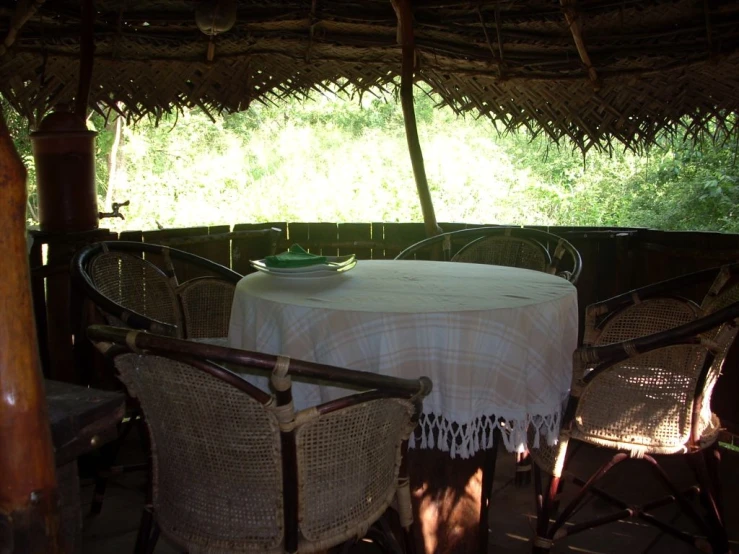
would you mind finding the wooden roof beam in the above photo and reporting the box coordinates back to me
[0,0,46,57]
[560,0,601,92]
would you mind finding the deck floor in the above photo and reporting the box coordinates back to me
[79,436,739,554]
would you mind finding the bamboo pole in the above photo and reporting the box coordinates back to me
[393,0,441,238]
[0,107,63,551]
[75,0,95,118]
[561,0,601,92]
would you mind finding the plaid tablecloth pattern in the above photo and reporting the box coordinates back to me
[229,260,578,458]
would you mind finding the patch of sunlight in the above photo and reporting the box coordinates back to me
[504,533,529,542]
[566,546,606,553]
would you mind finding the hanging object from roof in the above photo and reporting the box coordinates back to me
[195,0,237,62]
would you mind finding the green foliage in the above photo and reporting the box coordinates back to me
[3,86,738,234]
[1,97,37,223]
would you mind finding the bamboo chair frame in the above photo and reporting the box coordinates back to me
[394,227,582,284]
[87,324,431,554]
[531,264,739,554]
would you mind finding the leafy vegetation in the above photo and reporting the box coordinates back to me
[3,86,738,234]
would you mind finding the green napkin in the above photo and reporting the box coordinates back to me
[264,244,327,268]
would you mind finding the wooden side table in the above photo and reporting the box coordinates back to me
[46,380,125,553]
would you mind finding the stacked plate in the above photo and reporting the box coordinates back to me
[249,254,357,278]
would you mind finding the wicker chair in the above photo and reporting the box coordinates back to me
[87,324,431,554]
[71,238,267,338]
[71,233,278,514]
[530,264,739,554]
[394,227,582,284]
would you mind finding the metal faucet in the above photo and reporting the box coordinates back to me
[99,200,130,220]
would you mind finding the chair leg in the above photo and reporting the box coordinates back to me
[702,442,725,519]
[688,449,730,554]
[91,413,140,515]
[642,455,716,540]
[134,506,160,554]
[532,435,576,554]
[532,470,559,554]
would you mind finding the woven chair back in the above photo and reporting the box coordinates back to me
[695,276,739,441]
[115,353,285,552]
[89,251,182,336]
[593,297,700,347]
[89,324,430,553]
[576,298,706,452]
[296,398,414,549]
[450,236,550,272]
[577,289,739,453]
[395,226,582,284]
[701,274,739,336]
[177,277,236,339]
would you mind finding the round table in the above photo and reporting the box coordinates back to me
[228,259,578,457]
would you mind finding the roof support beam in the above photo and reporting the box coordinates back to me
[0,107,63,553]
[392,0,441,239]
[560,0,601,92]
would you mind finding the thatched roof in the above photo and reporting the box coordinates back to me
[1,0,738,150]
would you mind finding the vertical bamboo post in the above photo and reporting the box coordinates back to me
[0,108,62,552]
[75,0,95,119]
[393,0,440,238]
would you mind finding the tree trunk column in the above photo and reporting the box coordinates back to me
[0,108,63,553]
[394,0,441,239]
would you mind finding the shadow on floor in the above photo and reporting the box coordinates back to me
[79,434,739,554]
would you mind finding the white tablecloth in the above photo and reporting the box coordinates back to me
[228,260,578,457]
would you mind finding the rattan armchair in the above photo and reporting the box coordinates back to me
[71,238,266,338]
[71,233,278,514]
[530,265,739,554]
[87,324,431,554]
[394,227,582,284]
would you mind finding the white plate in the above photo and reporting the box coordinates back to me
[250,254,356,275]
[250,256,357,277]
[249,254,357,276]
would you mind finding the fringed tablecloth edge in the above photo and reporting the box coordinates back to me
[408,410,562,459]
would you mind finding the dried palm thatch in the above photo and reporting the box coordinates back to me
[0,0,738,151]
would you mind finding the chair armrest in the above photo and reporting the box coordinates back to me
[582,263,739,345]
[576,300,739,370]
